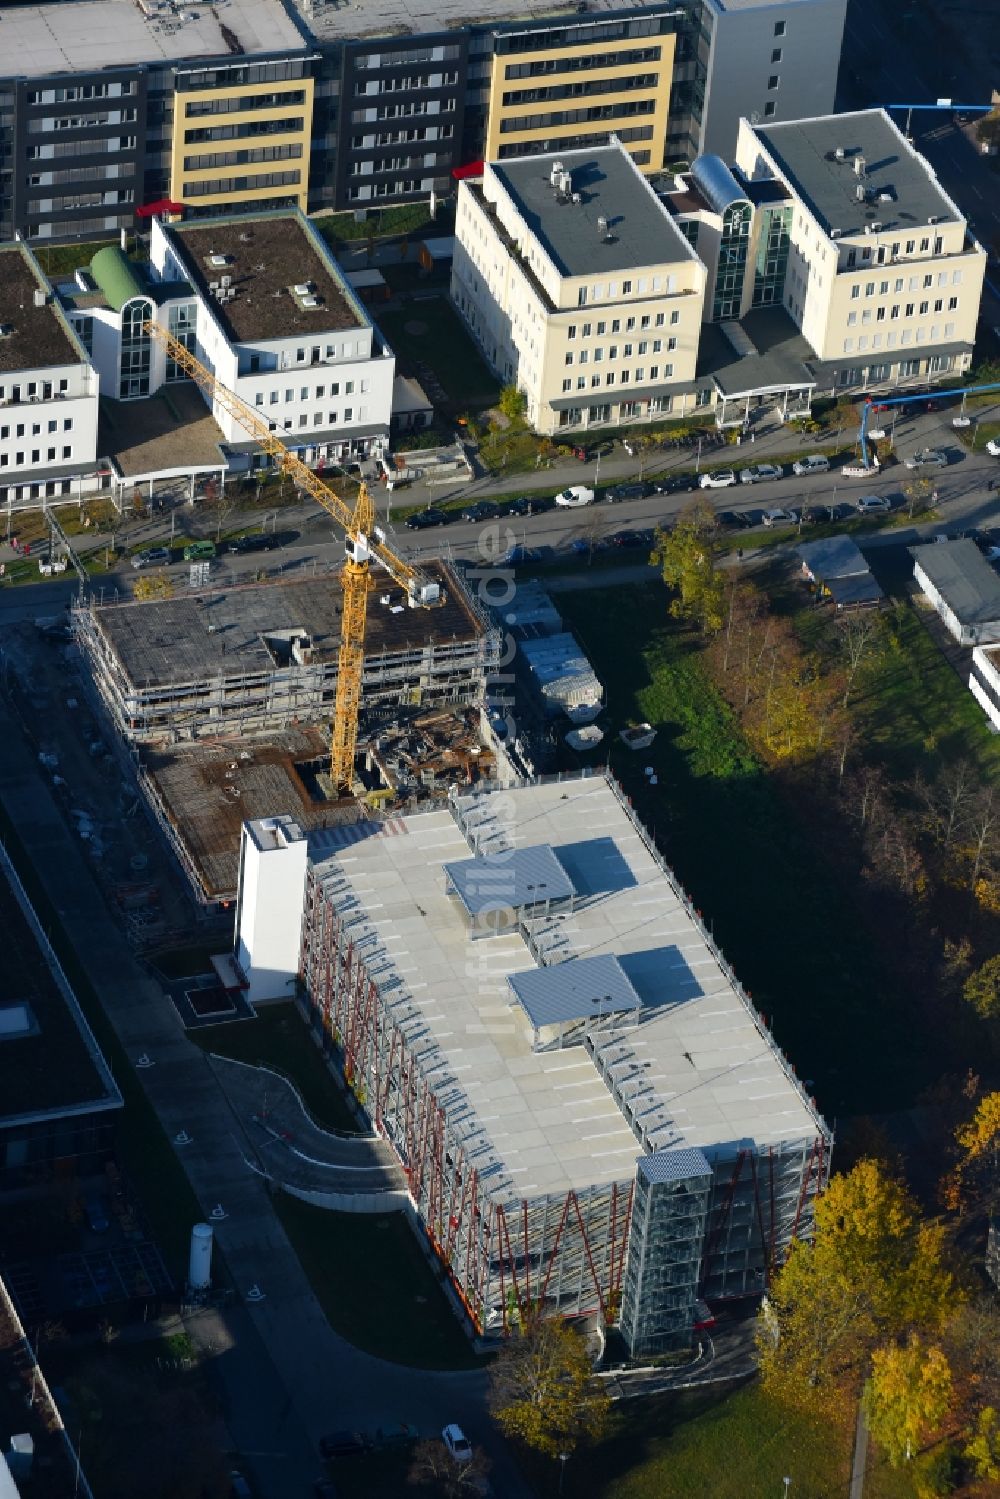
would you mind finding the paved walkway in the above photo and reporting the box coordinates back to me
[0,691,530,1499]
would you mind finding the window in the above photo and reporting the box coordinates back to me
[862,310,872,325]
[905,240,915,254]
[577,288,587,307]
[876,307,886,321]
[919,300,928,314]
[622,281,632,294]
[565,353,574,366]
[948,296,958,310]
[582,323,592,337]
[923,274,933,288]
[655,313,664,327]
[763,101,776,117]
[62,445,71,459]
[255,393,264,406]
[771,46,783,61]
[579,351,588,365]
[933,299,943,313]
[905,303,914,316]
[920,237,929,252]
[847,311,857,326]
[894,278,904,292]
[774,19,786,34]
[767,75,780,90]
[879,281,889,295]
[567,325,577,340]
[865,282,875,297]
[851,286,860,300]
[890,305,900,319]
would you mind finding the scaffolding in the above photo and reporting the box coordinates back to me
[73,562,500,748]
[296,773,832,1352]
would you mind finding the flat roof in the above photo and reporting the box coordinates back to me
[0,248,82,373]
[826,573,884,608]
[445,844,575,916]
[286,0,669,42]
[170,216,364,344]
[311,775,825,1201]
[90,561,482,689]
[0,844,121,1130]
[509,953,642,1030]
[2,0,305,79]
[753,109,960,238]
[99,384,226,480]
[491,144,697,279]
[911,538,1000,625]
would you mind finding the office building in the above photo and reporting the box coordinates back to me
[451,140,707,433]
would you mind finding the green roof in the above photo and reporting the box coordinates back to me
[89,245,147,312]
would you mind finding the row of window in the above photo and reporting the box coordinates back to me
[179,63,306,91]
[254,379,367,405]
[184,116,303,145]
[26,82,135,105]
[0,446,73,469]
[184,91,307,119]
[565,337,677,365]
[495,126,653,158]
[844,236,944,267]
[576,277,680,307]
[501,73,658,106]
[561,365,674,391]
[353,45,462,69]
[351,125,453,148]
[27,110,136,133]
[183,144,303,172]
[504,45,661,80]
[0,379,71,401]
[27,137,135,160]
[847,295,959,325]
[31,189,134,210]
[850,269,962,299]
[356,72,458,95]
[567,312,679,337]
[0,418,74,439]
[499,98,656,133]
[183,170,301,198]
[843,324,957,353]
[267,410,363,431]
[347,177,435,200]
[835,355,954,387]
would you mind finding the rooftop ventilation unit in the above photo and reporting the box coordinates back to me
[293,281,314,296]
[878,190,894,203]
[855,183,866,202]
[208,253,230,268]
[830,226,842,238]
[928,213,939,224]
[854,154,866,178]
[301,294,322,309]
[571,192,582,204]
[550,160,565,187]
[871,221,883,232]
[834,145,846,161]
[220,274,232,288]
[597,215,608,236]
[33,288,47,308]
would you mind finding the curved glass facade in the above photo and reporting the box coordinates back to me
[711,199,750,321]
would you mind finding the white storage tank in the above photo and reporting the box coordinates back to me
[189,1222,213,1291]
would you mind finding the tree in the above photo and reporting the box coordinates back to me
[132,573,174,601]
[962,957,1000,1021]
[489,1316,609,1460]
[951,1091,1000,1212]
[652,502,726,634]
[864,1335,953,1465]
[836,609,885,709]
[965,1405,1000,1482]
[904,477,935,519]
[497,383,527,426]
[407,1439,492,1496]
[758,1160,957,1406]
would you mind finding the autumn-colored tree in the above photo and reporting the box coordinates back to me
[758,1160,957,1407]
[497,384,528,426]
[965,1405,1000,1482]
[864,1335,953,1465]
[489,1316,609,1460]
[948,1091,1000,1213]
[132,572,174,601]
[962,957,1000,1021]
[835,609,886,709]
[904,476,935,519]
[652,502,725,634]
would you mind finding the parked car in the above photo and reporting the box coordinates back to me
[609,528,654,548]
[131,546,171,570]
[374,1424,420,1451]
[554,485,595,507]
[733,510,758,529]
[698,469,737,489]
[801,505,831,524]
[506,496,539,516]
[715,510,742,529]
[319,1432,370,1459]
[462,501,502,523]
[442,1425,473,1464]
[904,448,948,470]
[986,437,1000,457]
[762,508,797,527]
[792,455,831,477]
[405,507,450,530]
[857,494,891,513]
[183,539,216,561]
[500,545,541,567]
[605,481,651,503]
[653,475,693,495]
[226,531,290,554]
[739,463,783,484]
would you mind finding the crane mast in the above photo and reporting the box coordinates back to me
[144,322,438,791]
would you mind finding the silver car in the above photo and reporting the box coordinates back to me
[904,449,948,470]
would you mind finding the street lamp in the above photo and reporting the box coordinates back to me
[558,1453,570,1495]
[783,1478,791,1497]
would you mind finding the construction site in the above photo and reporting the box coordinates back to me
[74,562,502,905]
[257,770,835,1356]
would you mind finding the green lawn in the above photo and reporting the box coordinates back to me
[376,298,501,407]
[555,583,931,1115]
[314,201,451,248]
[516,1383,918,1499]
[274,1195,486,1370]
[190,1001,360,1135]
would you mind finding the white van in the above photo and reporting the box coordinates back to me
[792,454,831,477]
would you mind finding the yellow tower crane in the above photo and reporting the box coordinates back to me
[144,323,441,792]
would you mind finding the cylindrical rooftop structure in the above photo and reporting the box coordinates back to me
[690,154,750,217]
[188,1222,214,1292]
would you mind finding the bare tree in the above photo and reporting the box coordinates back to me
[836,609,885,709]
[407,1440,492,1495]
[967,786,1000,891]
[919,759,977,852]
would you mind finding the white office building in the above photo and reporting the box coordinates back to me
[0,244,102,510]
[451,140,707,434]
